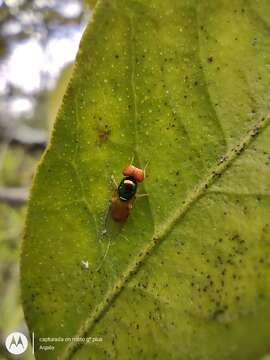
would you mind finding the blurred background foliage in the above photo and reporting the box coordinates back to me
[0,0,94,358]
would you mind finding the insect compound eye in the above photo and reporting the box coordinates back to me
[118,176,137,201]
[122,164,144,182]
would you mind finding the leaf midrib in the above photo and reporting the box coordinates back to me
[62,114,270,359]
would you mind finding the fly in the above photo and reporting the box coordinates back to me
[96,162,148,271]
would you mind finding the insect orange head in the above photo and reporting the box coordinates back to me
[122,164,136,177]
[133,167,144,182]
[122,164,144,183]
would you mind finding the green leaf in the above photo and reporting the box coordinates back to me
[47,64,74,130]
[83,0,98,9]
[21,0,270,359]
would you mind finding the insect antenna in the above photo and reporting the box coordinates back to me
[143,160,150,175]
[131,153,136,163]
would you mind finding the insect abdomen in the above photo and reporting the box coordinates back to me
[111,199,131,222]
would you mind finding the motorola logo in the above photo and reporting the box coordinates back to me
[5,332,28,355]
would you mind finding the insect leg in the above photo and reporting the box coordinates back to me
[96,234,111,271]
[136,193,149,198]
[97,200,112,243]
[110,174,118,188]
[130,154,135,165]
[96,199,113,270]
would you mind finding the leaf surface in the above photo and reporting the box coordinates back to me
[21,0,270,359]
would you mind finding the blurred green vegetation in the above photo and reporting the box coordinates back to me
[0,148,35,359]
[0,0,93,358]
